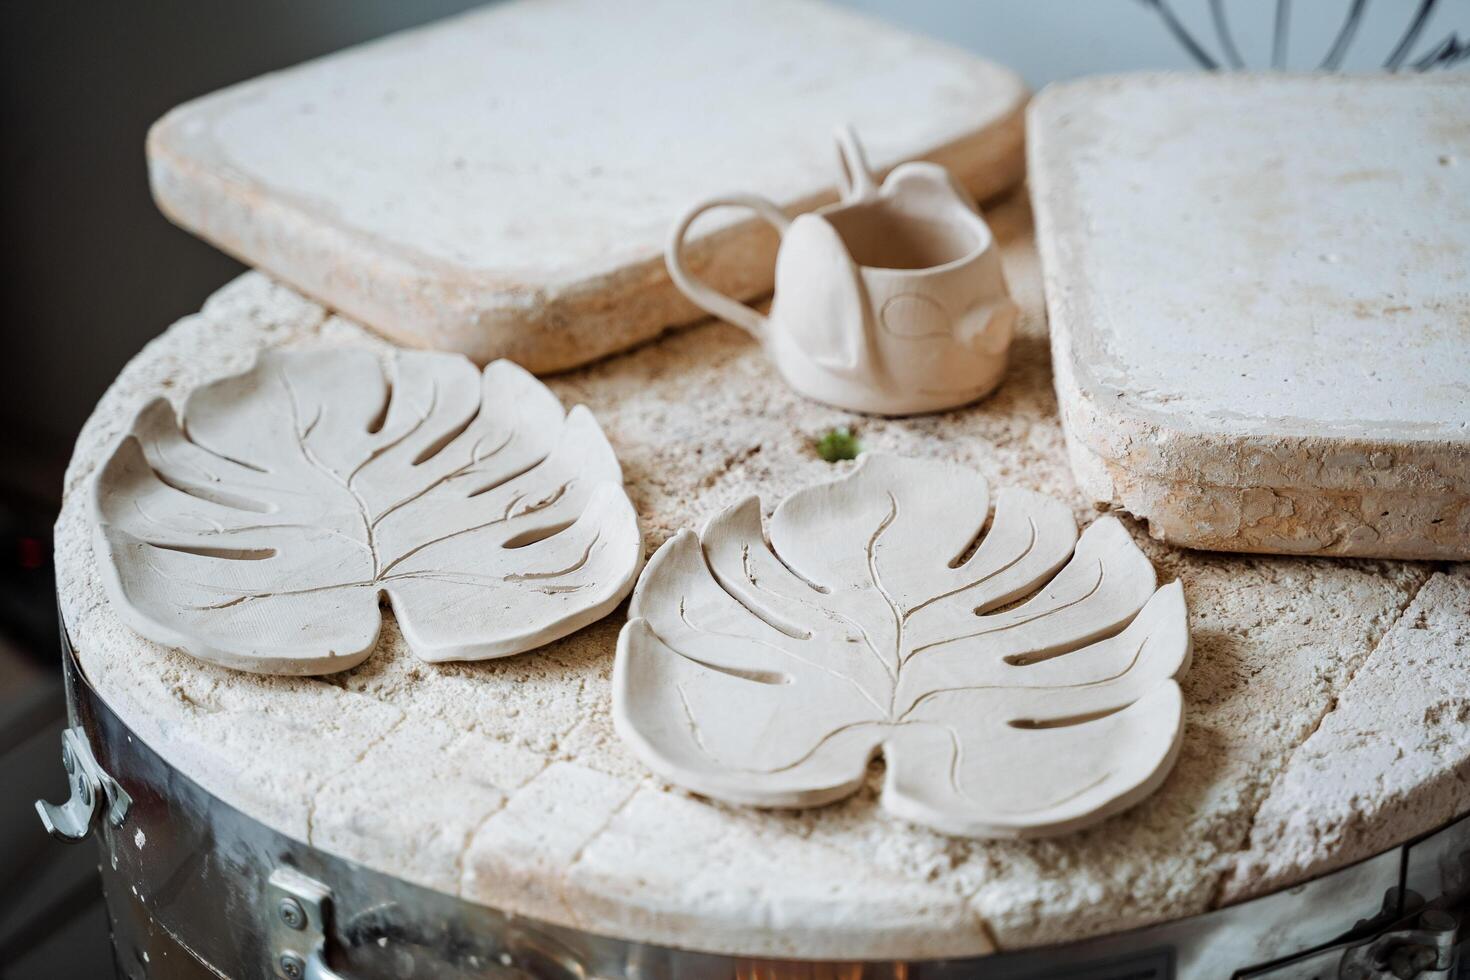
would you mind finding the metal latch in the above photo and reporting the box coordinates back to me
[1238,886,1464,980]
[34,726,131,842]
[1339,908,1460,980]
[268,867,348,980]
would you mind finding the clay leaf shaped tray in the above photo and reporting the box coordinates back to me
[92,349,642,675]
[614,454,1190,838]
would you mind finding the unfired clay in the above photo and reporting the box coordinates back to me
[146,0,1027,372]
[667,129,1017,416]
[91,349,641,674]
[615,454,1190,838]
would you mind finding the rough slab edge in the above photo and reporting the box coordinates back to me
[1030,74,1470,561]
[147,10,1027,373]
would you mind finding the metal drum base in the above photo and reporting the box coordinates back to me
[38,622,1470,979]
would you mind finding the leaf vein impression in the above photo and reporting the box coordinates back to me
[903,516,1039,622]
[867,492,903,713]
[346,376,438,487]
[671,597,886,714]
[905,559,1106,663]
[280,367,378,574]
[274,364,566,585]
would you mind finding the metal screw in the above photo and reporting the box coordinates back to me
[76,775,92,805]
[278,897,307,931]
[278,952,305,979]
[62,744,75,774]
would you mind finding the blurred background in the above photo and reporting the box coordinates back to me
[1,1,1465,975]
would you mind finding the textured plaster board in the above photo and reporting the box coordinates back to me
[1031,73,1470,559]
[56,207,1446,957]
[1073,435,1470,558]
[562,787,994,960]
[1034,73,1470,436]
[1060,420,1470,558]
[1222,566,1470,904]
[311,712,548,896]
[148,0,1026,371]
[459,761,640,927]
[460,766,986,959]
[332,613,619,757]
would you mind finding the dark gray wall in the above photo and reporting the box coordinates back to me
[1,1,485,477]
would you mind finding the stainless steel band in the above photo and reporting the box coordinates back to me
[38,622,1469,979]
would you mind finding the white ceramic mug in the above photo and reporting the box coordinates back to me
[666,128,1016,416]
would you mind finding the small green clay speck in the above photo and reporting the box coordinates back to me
[814,427,861,463]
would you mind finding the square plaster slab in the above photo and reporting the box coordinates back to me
[1031,74,1469,560]
[147,0,1026,372]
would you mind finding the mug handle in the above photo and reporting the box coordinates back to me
[665,194,791,341]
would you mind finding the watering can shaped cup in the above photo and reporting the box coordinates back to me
[666,127,1017,416]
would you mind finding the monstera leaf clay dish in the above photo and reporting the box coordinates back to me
[91,349,642,675]
[614,454,1191,839]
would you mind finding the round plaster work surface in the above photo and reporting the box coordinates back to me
[56,194,1468,960]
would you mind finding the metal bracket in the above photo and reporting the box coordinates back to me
[1238,877,1466,979]
[267,867,348,980]
[34,725,131,842]
[1338,908,1460,979]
